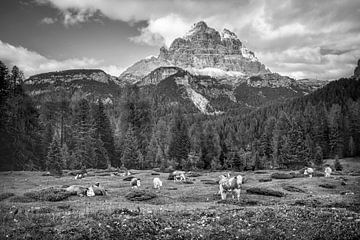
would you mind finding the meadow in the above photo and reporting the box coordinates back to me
[0,158,360,239]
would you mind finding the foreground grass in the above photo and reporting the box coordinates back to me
[0,157,359,239]
[1,205,359,240]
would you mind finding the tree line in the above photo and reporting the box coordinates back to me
[1,61,359,173]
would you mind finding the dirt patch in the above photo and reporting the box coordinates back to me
[123,176,136,181]
[247,187,285,197]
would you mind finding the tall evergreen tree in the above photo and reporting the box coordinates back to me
[46,137,62,176]
[121,126,140,169]
[168,107,190,169]
[94,99,116,166]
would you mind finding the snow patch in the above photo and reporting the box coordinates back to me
[187,67,245,78]
[221,29,238,41]
[241,47,258,62]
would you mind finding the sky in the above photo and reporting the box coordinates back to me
[0,0,359,80]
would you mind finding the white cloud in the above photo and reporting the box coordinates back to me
[34,0,360,79]
[40,17,56,24]
[0,40,120,77]
[130,14,192,47]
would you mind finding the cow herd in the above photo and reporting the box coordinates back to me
[65,166,335,200]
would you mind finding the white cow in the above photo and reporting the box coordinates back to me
[130,178,141,189]
[324,167,332,177]
[172,171,186,182]
[153,177,163,189]
[219,174,243,201]
[75,173,83,180]
[304,167,314,178]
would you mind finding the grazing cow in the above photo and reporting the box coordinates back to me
[324,167,332,177]
[153,177,163,189]
[130,178,141,188]
[304,167,314,178]
[172,171,186,182]
[219,174,243,201]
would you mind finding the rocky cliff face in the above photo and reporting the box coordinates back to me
[159,21,268,75]
[27,69,122,85]
[119,21,269,83]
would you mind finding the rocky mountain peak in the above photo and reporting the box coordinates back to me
[120,21,270,83]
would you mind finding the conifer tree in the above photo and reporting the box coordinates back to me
[121,126,140,169]
[314,145,323,166]
[168,107,190,169]
[94,99,116,166]
[46,137,62,176]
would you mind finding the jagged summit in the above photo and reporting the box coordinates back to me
[120,21,269,83]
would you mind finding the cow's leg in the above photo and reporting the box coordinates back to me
[234,189,241,201]
[219,185,226,200]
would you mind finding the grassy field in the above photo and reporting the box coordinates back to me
[1,158,360,239]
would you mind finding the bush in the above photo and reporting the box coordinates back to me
[0,192,15,201]
[10,195,36,203]
[271,173,294,179]
[259,178,272,182]
[283,185,306,193]
[334,157,343,171]
[319,184,336,189]
[24,188,71,202]
[125,190,157,201]
[201,179,218,185]
[246,187,285,197]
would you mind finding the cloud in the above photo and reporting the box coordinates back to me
[34,0,360,79]
[40,17,56,24]
[0,40,121,77]
[130,14,192,46]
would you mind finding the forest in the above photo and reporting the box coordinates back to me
[1,60,359,173]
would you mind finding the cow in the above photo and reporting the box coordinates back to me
[219,174,243,201]
[87,182,106,196]
[304,167,314,178]
[65,185,87,196]
[324,167,332,177]
[130,178,141,189]
[75,173,84,180]
[172,171,186,182]
[153,177,163,189]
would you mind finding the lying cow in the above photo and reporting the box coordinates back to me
[130,178,141,189]
[304,167,314,178]
[219,174,243,201]
[65,185,87,196]
[87,182,106,196]
[153,177,162,189]
[324,167,332,177]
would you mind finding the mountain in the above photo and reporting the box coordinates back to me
[120,21,269,83]
[25,69,124,103]
[25,21,329,115]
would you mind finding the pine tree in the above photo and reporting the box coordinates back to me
[328,104,344,157]
[334,155,343,171]
[60,143,70,169]
[46,137,62,176]
[121,126,140,169]
[314,145,323,166]
[94,99,116,166]
[168,107,190,169]
[200,122,221,169]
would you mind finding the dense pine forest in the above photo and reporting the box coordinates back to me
[1,60,359,172]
